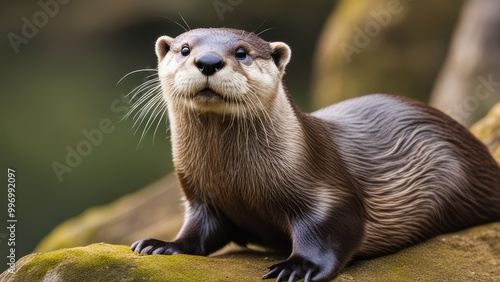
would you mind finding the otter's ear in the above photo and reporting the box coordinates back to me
[155,36,174,61]
[270,42,291,73]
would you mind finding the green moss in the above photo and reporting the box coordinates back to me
[3,223,500,281]
[129,251,279,281]
[8,244,135,282]
[10,253,62,282]
[3,244,279,282]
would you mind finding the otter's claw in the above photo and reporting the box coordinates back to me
[262,256,317,282]
[131,238,182,255]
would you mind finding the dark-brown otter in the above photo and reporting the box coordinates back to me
[131,28,500,281]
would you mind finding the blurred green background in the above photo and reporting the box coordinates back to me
[0,0,336,271]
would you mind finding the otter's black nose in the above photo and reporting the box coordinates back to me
[195,55,224,76]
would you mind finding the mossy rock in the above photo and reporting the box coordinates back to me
[310,0,463,109]
[1,244,280,282]
[3,222,500,281]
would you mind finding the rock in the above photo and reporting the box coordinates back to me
[35,174,184,253]
[470,102,500,164]
[337,222,500,281]
[429,0,500,126]
[310,0,463,109]
[1,243,282,282]
[3,223,500,281]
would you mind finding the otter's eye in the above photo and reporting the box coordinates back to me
[235,48,247,60]
[181,45,190,56]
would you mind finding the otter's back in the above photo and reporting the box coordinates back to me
[312,94,500,256]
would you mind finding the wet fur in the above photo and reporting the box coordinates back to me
[131,28,500,281]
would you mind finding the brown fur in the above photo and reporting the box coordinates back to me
[131,28,500,282]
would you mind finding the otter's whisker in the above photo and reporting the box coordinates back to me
[133,94,164,134]
[126,89,161,122]
[256,27,276,37]
[143,96,166,134]
[127,78,161,101]
[117,68,157,85]
[152,106,167,142]
[156,14,190,32]
[139,98,166,145]
[178,12,191,31]
[251,20,268,35]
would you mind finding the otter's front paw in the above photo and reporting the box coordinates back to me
[262,255,319,282]
[131,238,183,255]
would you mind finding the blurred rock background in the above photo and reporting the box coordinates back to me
[2,0,499,271]
[311,0,462,107]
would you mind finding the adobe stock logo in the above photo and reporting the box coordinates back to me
[340,0,409,63]
[448,74,500,122]
[213,0,243,21]
[7,0,71,54]
[51,93,130,183]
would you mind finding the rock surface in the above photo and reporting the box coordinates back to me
[7,102,499,281]
[470,102,500,164]
[35,174,183,253]
[2,222,500,281]
[1,244,279,282]
[310,0,463,109]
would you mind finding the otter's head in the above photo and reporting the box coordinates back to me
[155,28,291,115]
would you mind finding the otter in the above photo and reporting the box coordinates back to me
[131,28,500,281]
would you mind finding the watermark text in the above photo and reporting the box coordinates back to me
[448,74,500,121]
[213,0,243,21]
[341,0,410,63]
[51,94,129,182]
[6,168,17,274]
[7,0,71,54]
